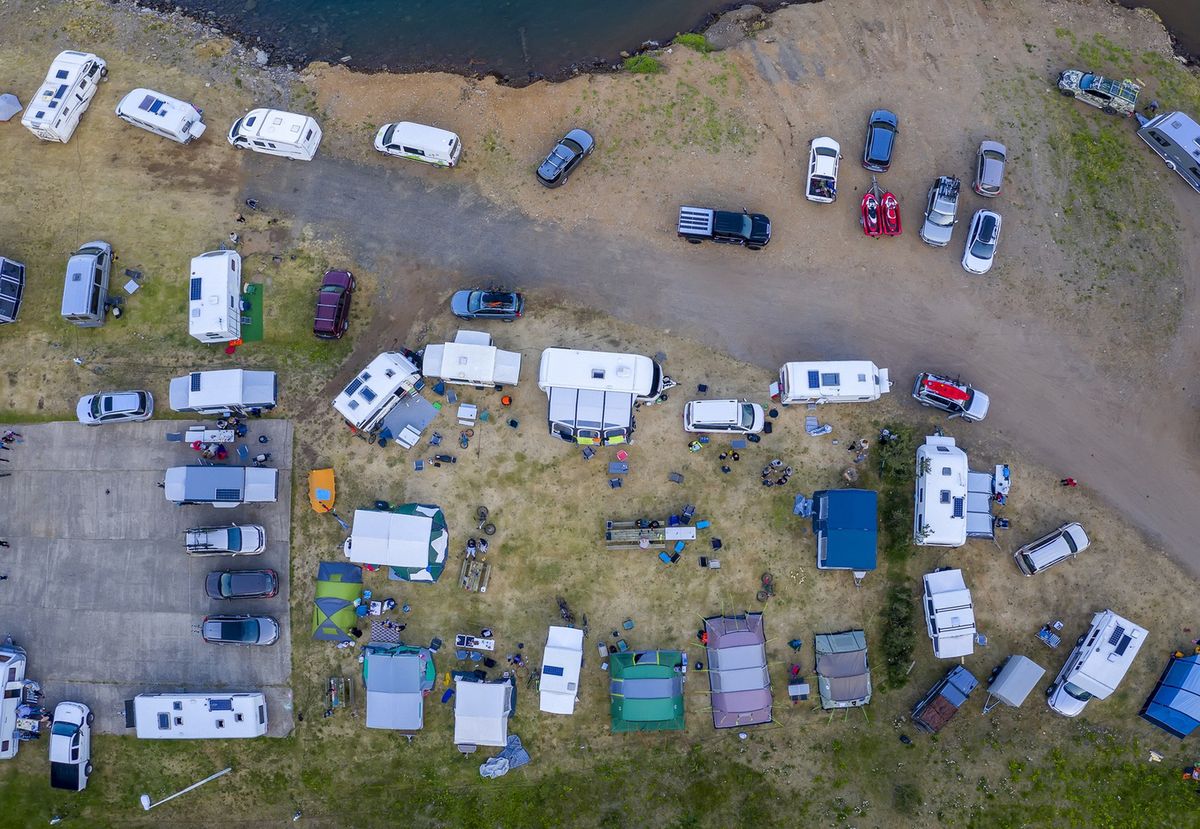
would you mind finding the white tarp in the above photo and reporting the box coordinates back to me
[345,510,432,568]
[539,626,584,715]
[0,94,22,122]
[987,655,1046,709]
[454,680,512,747]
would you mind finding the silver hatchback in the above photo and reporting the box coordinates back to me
[974,141,1007,197]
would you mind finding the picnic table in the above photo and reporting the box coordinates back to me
[455,634,495,651]
[186,427,236,444]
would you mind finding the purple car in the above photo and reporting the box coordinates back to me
[313,269,356,339]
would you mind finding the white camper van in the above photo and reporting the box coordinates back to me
[333,352,423,436]
[913,434,969,547]
[164,466,277,507]
[21,51,107,143]
[115,88,206,144]
[773,361,892,405]
[0,642,28,760]
[374,121,462,167]
[189,250,242,344]
[421,330,521,387]
[1046,610,1147,717]
[127,692,267,739]
[228,108,322,161]
[169,369,277,416]
[61,241,112,327]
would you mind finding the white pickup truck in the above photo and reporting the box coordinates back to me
[805,137,841,203]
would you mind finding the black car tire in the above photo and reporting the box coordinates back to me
[747,246,761,251]
[85,762,93,776]
[1058,88,1075,97]
[85,711,95,725]
[687,238,702,245]
[1101,105,1116,115]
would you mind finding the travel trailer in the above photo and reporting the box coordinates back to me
[773,361,892,405]
[922,568,977,659]
[228,108,322,161]
[115,88,206,144]
[168,369,278,416]
[61,241,112,327]
[1137,111,1200,194]
[163,466,277,507]
[126,692,267,739]
[913,434,969,547]
[21,51,107,143]
[537,348,673,445]
[188,250,242,344]
[0,642,28,759]
[421,330,521,387]
[1047,610,1147,717]
[333,352,423,436]
[374,121,462,167]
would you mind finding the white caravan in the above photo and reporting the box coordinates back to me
[374,121,462,167]
[228,108,322,160]
[540,626,584,715]
[188,250,242,344]
[21,51,107,143]
[421,330,521,387]
[537,348,673,445]
[128,692,267,739]
[164,466,277,508]
[1046,610,1147,717]
[169,369,278,416]
[0,642,28,759]
[333,352,423,436]
[1137,111,1200,194]
[914,434,969,547]
[773,361,892,405]
[115,88,206,144]
[922,568,977,659]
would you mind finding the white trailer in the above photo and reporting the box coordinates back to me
[21,51,107,143]
[127,692,267,739]
[115,88,206,144]
[922,568,976,659]
[1138,111,1200,194]
[540,626,584,715]
[0,643,28,759]
[421,330,521,387]
[164,466,277,508]
[537,348,672,445]
[228,108,322,161]
[333,352,423,435]
[914,434,969,547]
[168,369,277,416]
[188,250,242,344]
[773,361,891,405]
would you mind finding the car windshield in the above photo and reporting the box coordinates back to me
[561,138,583,155]
[381,124,396,145]
[1064,533,1079,554]
[51,721,77,737]
[815,147,837,158]
[225,527,242,549]
[1063,681,1093,702]
[320,285,341,293]
[89,396,102,418]
[740,404,756,429]
[740,214,753,238]
[970,237,996,259]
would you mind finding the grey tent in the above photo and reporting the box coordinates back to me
[364,645,432,730]
[815,630,872,710]
[982,655,1046,714]
[0,94,21,122]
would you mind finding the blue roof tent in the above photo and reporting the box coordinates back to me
[1140,653,1200,738]
[811,489,878,572]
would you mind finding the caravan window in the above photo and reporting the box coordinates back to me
[88,281,103,316]
[820,372,840,385]
[157,713,170,730]
[305,129,314,141]
[1147,130,1171,149]
[401,145,426,156]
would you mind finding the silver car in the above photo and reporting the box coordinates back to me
[201,614,280,646]
[1014,523,1090,575]
[185,524,266,556]
[961,210,1002,274]
[919,176,960,247]
[974,141,1007,197]
[76,390,154,425]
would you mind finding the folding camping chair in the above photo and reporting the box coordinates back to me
[669,472,684,484]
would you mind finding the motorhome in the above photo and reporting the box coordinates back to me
[21,51,107,143]
[60,241,112,327]
[0,256,26,325]
[228,108,322,161]
[773,361,892,405]
[1047,610,1147,717]
[922,568,977,659]
[188,250,242,344]
[421,330,521,387]
[126,692,267,739]
[163,466,277,508]
[537,348,673,445]
[169,369,277,416]
[374,121,462,167]
[1137,111,1200,194]
[913,434,969,547]
[333,352,423,436]
[0,642,28,759]
[115,88,206,144]
[539,626,585,715]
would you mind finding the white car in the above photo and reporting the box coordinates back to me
[804,137,841,203]
[76,390,154,425]
[185,524,266,556]
[1014,522,1090,575]
[961,209,1001,274]
[683,399,765,434]
[49,701,93,791]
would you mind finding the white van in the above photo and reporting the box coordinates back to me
[21,51,107,143]
[228,108,322,161]
[0,642,28,759]
[773,361,892,405]
[1013,522,1090,576]
[61,241,112,327]
[374,121,462,167]
[115,88,206,144]
[683,399,765,434]
[169,369,278,416]
[164,466,277,508]
[189,250,242,344]
[1047,610,1146,717]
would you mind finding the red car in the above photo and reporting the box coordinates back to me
[313,270,356,339]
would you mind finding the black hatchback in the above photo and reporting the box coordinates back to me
[450,290,524,321]
[862,109,899,172]
[536,128,595,188]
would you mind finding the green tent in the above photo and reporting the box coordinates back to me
[609,650,685,733]
[312,561,362,641]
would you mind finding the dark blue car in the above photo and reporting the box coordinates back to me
[862,109,899,172]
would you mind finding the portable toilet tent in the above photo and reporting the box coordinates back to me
[1140,653,1200,738]
[812,489,878,576]
[704,613,773,728]
[363,645,435,731]
[982,655,1046,714]
[188,250,242,344]
[454,678,514,748]
[539,626,584,715]
[311,562,362,642]
[815,630,872,710]
[422,330,522,388]
[609,650,686,733]
[343,504,448,582]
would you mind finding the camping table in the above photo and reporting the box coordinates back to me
[608,462,629,475]
[455,634,495,651]
[1036,625,1061,648]
[185,427,236,443]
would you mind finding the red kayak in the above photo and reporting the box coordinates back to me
[881,192,902,236]
[861,191,882,237]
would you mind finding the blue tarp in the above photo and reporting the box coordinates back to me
[811,489,878,571]
[1141,654,1200,739]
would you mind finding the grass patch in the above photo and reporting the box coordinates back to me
[674,33,713,54]
[623,55,663,74]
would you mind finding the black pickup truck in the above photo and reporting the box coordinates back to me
[677,205,772,250]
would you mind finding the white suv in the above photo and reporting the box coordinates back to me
[1014,523,1089,575]
[49,701,93,791]
[683,399,765,434]
[185,524,266,556]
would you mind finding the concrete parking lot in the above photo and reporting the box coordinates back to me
[0,420,294,736]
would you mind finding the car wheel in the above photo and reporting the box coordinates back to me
[686,238,702,245]
[1058,88,1075,97]
[85,711,95,725]
[1101,105,1116,115]
[747,245,761,251]
[85,762,93,776]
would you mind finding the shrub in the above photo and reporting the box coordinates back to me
[623,55,663,74]
[674,33,712,53]
[881,584,916,687]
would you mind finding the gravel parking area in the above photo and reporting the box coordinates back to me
[0,420,294,736]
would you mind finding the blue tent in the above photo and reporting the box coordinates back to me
[1140,653,1200,738]
[811,489,877,572]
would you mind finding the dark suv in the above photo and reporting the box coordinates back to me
[450,290,524,321]
[313,270,355,339]
[862,109,899,172]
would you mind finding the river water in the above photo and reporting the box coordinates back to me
[1117,0,1200,60]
